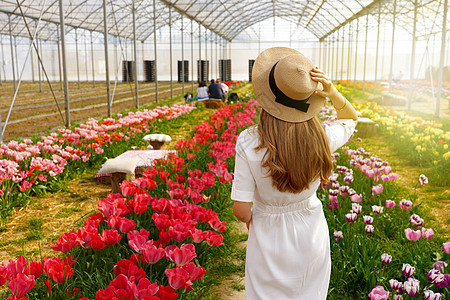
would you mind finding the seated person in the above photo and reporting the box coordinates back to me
[208,79,226,101]
[196,81,209,101]
[184,92,194,102]
[216,78,229,98]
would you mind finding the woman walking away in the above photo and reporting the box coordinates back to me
[195,81,209,101]
[231,47,358,300]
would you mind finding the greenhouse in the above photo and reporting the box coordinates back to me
[0,0,448,299]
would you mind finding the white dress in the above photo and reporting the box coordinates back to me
[231,119,356,300]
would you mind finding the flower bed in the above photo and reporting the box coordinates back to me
[0,97,259,299]
[318,106,449,299]
[0,104,196,222]
[353,101,449,186]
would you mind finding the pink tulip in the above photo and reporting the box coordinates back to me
[421,227,434,239]
[165,267,193,290]
[389,173,399,181]
[409,214,424,227]
[385,200,395,208]
[165,244,197,266]
[141,243,165,264]
[372,184,383,195]
[404,228,421,241]
[442,242,450,254]
[351,203,362,215]
[368,286,389,300]
[350,193,362,203]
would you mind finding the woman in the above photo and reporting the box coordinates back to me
[231,47,358,299]
[195,81,209,101]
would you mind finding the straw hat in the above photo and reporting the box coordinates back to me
[252,47,325,122]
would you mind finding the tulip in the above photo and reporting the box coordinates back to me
[345,212,357,223]
[372,184,383,194]
[402,264,416,277]
[393,295,403,300]
[385,200,395,208]
[8,273,35,297]
[142,243,166,264]
[157,285,179,299]
[351,203,362,215]
[434,274,450,288]
[328,200,339,210]
[419,174,428,185]
[381,253,392,265]
[333,231,343,242]
[427,269,444,284]
[165,267,193,290]
[389,279,403,291]
[421,227,434,239]
[165,244,197,266]
[181,262,206,281]
[399,199,413,210]
[432,261,448,273]
[443,242,450,254]
[365,225,374,234]
[403,277,420,297]
[350,193,362,203]
[363,215,373,225]
[134,278,159,299]
[405,228,421,241]
[409,214,424,227]
[368,286,389,300]
[372,205,383,214]
[424,290,442,300]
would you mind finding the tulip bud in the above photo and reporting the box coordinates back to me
[372,205,383,214]
[409,214,424,227]
[351,203,362,215]
[427,269,444,284]
[403,278,420,297]
[345,212,357,223]
[389,279,403,291]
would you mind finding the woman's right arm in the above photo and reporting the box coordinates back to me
[310,67,358,122]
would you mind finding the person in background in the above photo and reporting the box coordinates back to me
[208,79,226,101]
[184,92,194,102]
[195,81,209,101]
[216,78,229,99]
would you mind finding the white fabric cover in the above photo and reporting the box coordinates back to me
[143,134,172,142]
[97,156,142,175]
[231,119,356,300]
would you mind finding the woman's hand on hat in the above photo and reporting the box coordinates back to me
[310,67,337,99]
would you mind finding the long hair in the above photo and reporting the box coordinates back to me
[256,109,333,193]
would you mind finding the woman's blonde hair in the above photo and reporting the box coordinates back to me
[256,109,333,193]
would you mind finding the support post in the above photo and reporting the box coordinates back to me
[169,6,173,99]
[388,0,397,91]
[14,36,19,85]
[341,27,345,83]
[90,31,95,87]
[191,19,194,93]
[363,14,369,92]
[181,15,185,95]
[436,0,448,118]
[374,2,381,93]
[335,32,338,81]
[327,38,331,75]
[75,28,80,88]
[354,18,359,88]
[331,34,335,80]
[59,0,70,127]
[347,22,352,87]
[132,0,139,108]
[57,25,62,89]
[102,0,112,116]
[408,0,418,109]
[30,38,35,84]
[153,0,158,103]
[9,15,16,90]
[38,38,42,92]
[84,31,89,82]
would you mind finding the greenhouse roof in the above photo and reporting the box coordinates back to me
[0,0,446,42]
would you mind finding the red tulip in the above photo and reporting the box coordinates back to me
[134,278,159,299]
[107,216,136,233]
[205,231,224,246]
[101,229,122,246]
[26,262,42,279]
[165,267,193,290]
[50,231,81,253]
[152,198,171,214]
[141,243,165,264]
[165,244,197,266]
[5,256,27,276]
[190,228,207,243]
[114,259,146,283]
[89,235,106,250]
[168,224,190,242]
[157,285,179,300]
[152,213,170,230]
[8,273,35,297]
[181,262,206,281]
[43,257,74,284]
[120,181,137,197]
[0,264,11,286]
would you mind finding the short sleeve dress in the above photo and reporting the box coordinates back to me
[231,119,356,300]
